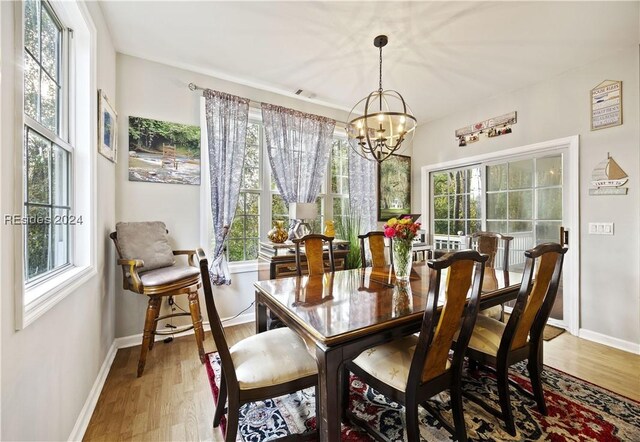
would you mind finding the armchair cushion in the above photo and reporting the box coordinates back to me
[230,328,318,390]
[466,314,507,356]
[116,221,175,272]
[139,265,200,287]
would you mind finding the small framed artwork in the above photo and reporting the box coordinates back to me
[591,80,622,131]
[98,89,118,162]
[378,154,411,221]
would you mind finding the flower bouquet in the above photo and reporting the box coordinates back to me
[383,216,422,280]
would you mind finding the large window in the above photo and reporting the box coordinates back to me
[225,123,349,263]
[23,0,72,282]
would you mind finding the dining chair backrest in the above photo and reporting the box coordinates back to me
[197,248,238,386]
[410,250,488,383]
[358,231,388,268]
[470,231,513,270]
[501,243,567,353]
[292,234,335,276]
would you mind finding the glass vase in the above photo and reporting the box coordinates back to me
[392,239,413,280]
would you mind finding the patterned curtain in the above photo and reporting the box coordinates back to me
[348,148,378,234]
[261,103,335,204]
[205,89,250,285]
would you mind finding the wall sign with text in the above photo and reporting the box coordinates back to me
[591,80,622,131]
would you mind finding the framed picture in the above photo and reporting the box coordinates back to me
[591,80,622,131]
[128,116,201,185]
[378,154,411,221]
[98,89,117,162]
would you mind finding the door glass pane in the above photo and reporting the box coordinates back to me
[508,159,533,189]
[433,172,448,195]
[487,163,507,191]
[508,190,532,220]
[536,156,562,187]
[487,193,506,219]
[26,129,51,204]
[487,221,507,234]
[535,221,561,244]
[508,221,533,233]
[434,220,448,235]
[537,188,562,220]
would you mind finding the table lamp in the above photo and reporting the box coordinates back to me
[289,202,317,239]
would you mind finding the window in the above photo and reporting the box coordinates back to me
[23,0,72,282]
[224,122,349,264]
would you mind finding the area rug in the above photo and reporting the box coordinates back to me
[205,353,640,441]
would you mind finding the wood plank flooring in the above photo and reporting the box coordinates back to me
[83,323,639,441]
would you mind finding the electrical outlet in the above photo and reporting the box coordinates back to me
[588,222,614,235]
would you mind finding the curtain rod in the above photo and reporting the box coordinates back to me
[188,82,348,126]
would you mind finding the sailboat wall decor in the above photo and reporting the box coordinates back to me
[589,154,628,195]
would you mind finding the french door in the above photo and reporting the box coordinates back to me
[425,137,579,332]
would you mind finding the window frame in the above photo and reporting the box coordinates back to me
[14,0,97,330]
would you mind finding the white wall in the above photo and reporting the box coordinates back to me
[0,2,117,440]
[411,46,640,348]
[114,54,349,338]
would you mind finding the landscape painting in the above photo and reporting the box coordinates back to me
[378,154,411,221]
[128,116,201,185]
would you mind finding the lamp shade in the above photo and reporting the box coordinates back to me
[289,202,317,220]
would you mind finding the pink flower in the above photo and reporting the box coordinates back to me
[384,227,396,238]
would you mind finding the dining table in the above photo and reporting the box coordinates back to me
[253,263,522,441]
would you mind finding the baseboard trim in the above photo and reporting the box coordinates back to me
[68,341,118,441]
[578,328,640,355]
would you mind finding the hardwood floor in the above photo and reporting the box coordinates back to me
[83,323,639,441]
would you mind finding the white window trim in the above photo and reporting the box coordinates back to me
[13,0,97,330]
[421,135,580,335]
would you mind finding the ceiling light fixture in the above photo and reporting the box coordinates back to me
[347,35,417,163]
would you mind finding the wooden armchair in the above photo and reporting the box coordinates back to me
[358,231,390,268]
[460,243,567,436]
[292,234,335,276]
[343,250,489,442]
[197,249,319,441]
[110,221,205,377]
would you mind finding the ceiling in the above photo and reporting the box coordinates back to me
[99,1,639,123]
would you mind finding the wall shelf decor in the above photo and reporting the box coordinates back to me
[591,80,622,131]
[455,111,517,147]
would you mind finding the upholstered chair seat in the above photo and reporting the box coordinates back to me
[138,265,200,287]
[479,305,503,321]
[465,314,510,356]
[352,335,451,392]
[230,327,318,389]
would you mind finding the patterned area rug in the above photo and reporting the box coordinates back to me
[205,353,640,441]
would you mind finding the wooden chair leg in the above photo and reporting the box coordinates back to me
[138,296,161,377]
[405,396,420,442]
[189,291,206,363]
[213,368,228,428]
[450,380,468,442]
[528,350,547,415]
[148,298,162,351]
[497,365,516,436]
[225,397,239,442]
[340,367,350,423]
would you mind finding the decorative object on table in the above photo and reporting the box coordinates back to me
[128,116,201,185]
[206,353,640,442]
[378,154,411,221]
[336,207,363,269]
[589,153,628,195]
[289,202,318,239]
[323,220,335,237]
[591,80,622,130]
[383,216,421,280]
[455,111,517,147]
[392,279,412,317]
[98,89,118,163]
[346,35,417,164]
[267,220,288,243]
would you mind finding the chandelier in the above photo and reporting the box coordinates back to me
[347,35,417,163]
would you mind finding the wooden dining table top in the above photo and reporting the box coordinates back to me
[254,264,522,347]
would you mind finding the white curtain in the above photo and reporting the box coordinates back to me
[203,89,250,285]
[261,103,335,205]
[348,148,378,234]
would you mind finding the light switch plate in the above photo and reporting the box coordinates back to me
[588,222,614,235]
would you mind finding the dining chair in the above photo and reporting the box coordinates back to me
[343,250,489,442]
[358,231,390,268]
[111,221,205,377]
[460,242,567,436]
[197,249,319,442]
[469,231,514,320]
[292,234,335,276]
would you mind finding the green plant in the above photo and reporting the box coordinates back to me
[336,207,362,269]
